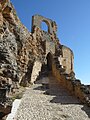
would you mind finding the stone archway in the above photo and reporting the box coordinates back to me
[46,52,53,71]
[31,15,55,34]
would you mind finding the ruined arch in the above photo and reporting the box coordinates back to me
[31,15,54,34]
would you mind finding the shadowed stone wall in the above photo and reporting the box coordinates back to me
[51,55,90,106]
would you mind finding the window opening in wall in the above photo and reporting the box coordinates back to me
[41,21,48,32]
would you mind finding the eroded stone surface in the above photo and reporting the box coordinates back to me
[14,76,90,120]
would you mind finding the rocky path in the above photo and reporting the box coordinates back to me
[14,75,90,120]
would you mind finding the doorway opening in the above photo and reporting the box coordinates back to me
[46,53,52,71]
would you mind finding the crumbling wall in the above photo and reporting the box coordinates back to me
[31,15,57,55]
[52,55,90,106]
[58,45,74,74]
[30,61,42,84]
[0,1,45,118]
[32,14,55,34]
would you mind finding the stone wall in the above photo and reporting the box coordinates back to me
[32,14,57,34]
[58,45,74,74]
[30,61,42,84]
[51,55,90,106]
[46,40,55,55]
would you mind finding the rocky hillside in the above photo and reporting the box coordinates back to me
[0,0,45,87]
[0,0,45,118]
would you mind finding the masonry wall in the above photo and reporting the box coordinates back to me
[51,57,90,106]
[30,60,42,84]
[58,45,74,74]
[46,40,55,55]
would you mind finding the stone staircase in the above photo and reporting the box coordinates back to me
[47,75,80,104]
[14,74,90,120]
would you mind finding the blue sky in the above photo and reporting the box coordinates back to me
[10,0,90,85]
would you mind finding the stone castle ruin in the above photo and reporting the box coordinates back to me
[0,0,90,119]
[29,14,74,83]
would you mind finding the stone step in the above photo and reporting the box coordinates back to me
[14,75,90,120]
[50,96,80,104]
